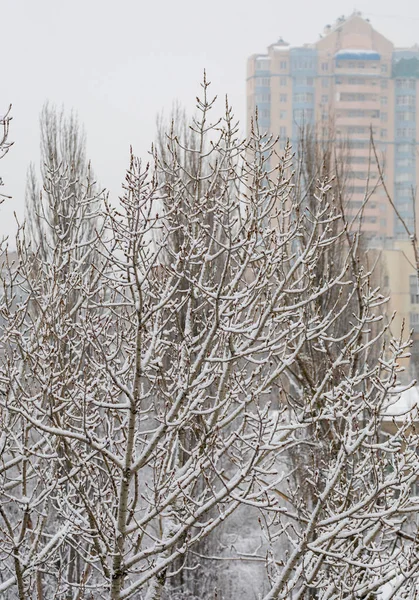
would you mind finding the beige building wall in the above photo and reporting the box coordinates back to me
[381,240,419,377]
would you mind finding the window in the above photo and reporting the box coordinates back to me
[280,61,287,69]
[397,111,416,122]
[350,171,369,179]
[345,77,372,86]
[352,171,379,181]
[348,141,368,149]
[381,79,388,89]
[342,109,379,119]
[280,77,287,86]
[293,109,314,120]
[255,93,271,103]
[321,95,328,104]
[381,112,387,123]
[397,143,414,154]
[348,156,369,164]
[279,110,287,119]
[279,126,287,137]
[396,157,414,167]
[396,128,416,138]
[256,77,270,86]
[322,78,329,88]
[395,173,412,183]
[395,182,412,191]
[294,93,313,103]
[339,92,378,102]
[380,129,387,139]
[321,62,328,71]
[397,218,414,234]
[255,59,270,71]
[381,64,387,73]
[396,95,415,106]
[410,312,419,329]
[293,58,314,70]
[347,126,367,134]
[381,96,387,106]
[348,200,364,209]
[396,79,416,90]
[294,76,314,86]
[280,94,287,103]
[395,201,412,211]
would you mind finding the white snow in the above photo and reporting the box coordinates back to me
[335,49,380,56]
[384,385,419,419]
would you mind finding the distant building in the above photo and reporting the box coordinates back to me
[378,238,419,374]
[247,12,419,240]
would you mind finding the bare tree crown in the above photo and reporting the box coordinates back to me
[0,82,418,600]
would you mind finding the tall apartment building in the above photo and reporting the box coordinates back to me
[247,12,419,240]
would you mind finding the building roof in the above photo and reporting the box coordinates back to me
[335,49,381,60]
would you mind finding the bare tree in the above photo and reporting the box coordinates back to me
[153,94,244,600]
[6,104,106,599]
[0,106,12,160]
[0,82,418,600]
[25,103,102,269]
[0,105,13,200]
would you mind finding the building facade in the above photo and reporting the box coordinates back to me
[247,12,419,240]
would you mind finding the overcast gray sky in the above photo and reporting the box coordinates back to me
[3,0,419,243]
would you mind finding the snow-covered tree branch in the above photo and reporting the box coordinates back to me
[0,80,418,599]
[0,106,12,200]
